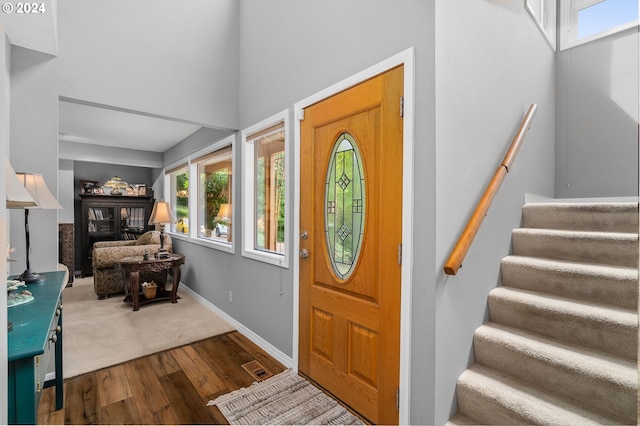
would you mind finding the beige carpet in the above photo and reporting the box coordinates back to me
[209,370,364,425]
[448,202,638,425]
[62,276,235,378]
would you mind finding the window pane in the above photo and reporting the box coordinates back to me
[197,146,232,243]
[578,0,638,39]
[173,170,189,234]
[254,131,285,254]
[325,133,365,280]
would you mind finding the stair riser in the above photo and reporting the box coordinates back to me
[522,204,639,233]
[500,260,638,310]
[474,333,637,423]
[512,231,639,268]
[456,383,537,425]
[488,295,638,360]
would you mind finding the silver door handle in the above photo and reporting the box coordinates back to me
[299,249,309,258]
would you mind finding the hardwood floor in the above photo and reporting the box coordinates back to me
[37,331,286,425]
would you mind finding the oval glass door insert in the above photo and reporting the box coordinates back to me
[325,132,365,280]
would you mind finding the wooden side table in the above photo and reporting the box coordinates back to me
[117,253,186,311]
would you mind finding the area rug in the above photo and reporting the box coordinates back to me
[62,276,235,378]
[209,369,365,425]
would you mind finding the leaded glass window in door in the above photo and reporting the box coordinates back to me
[325,132,365,280]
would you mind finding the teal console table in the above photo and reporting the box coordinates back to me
[8,271,66,424]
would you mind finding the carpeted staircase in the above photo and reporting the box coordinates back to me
[448,202,639,425]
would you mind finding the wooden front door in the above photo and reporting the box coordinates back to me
[299,65,403,425]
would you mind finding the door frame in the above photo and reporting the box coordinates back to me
[293,47,415,424]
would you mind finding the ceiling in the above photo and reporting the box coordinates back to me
[58,100,202,153]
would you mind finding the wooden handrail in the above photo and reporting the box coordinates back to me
[444,104,538,276]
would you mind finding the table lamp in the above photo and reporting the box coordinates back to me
[5,159,37,208]
[148,200,176,258]
[12,172,63,283]
[216,203,232,241]
[5,159,38,332]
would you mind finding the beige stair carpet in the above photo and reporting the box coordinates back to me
[448,202,639,425]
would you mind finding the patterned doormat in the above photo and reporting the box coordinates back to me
[208,370,365,425]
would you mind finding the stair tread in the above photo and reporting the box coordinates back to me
[475,322,637,421]
[490,286,638,320]
[501,255,638,309]
[522,202,639,233]
[502,254,638,276]
[457,364,628,425]
[476,322,636,387]
[489,286,638,360]
[524,202,639,210]
[512,228,638,268]
[515,226,638,236]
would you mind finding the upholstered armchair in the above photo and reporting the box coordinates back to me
[92,230,173,299]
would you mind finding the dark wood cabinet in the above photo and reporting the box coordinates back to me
[80,194,154,276]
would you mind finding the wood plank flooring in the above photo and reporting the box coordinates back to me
[37,331,286,425]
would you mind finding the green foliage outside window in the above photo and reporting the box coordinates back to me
[205,171,229,230]
[176,172,189,220]
[255,152,285,251]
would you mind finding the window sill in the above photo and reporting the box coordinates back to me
[242,248,288,269]
[168,231,234,254]
[190,236,234,254]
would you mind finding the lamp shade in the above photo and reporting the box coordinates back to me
[104,176,129,195]
[6,160,37,208]
[15,173,62,210]
[217,203,232,221]
[148,201,176,225]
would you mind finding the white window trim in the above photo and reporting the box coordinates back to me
[164,134,236,254]
[560,0,639,50]
[241,109,290,268]
[163,162,189,236]
[525,0,557,51]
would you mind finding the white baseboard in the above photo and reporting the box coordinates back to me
[179,284,293,369]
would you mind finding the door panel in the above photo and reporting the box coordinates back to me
[300,65,403,425]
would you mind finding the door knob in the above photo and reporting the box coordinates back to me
[299,249,310,258]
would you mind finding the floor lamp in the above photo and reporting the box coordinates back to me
[11,172,62,283]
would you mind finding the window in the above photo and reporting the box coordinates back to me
[166,165,189,234]
[194,144,233,244]
[242,110,289,267]
[164,136,235,252]
[561,0,639,49]
[525,0,557,51]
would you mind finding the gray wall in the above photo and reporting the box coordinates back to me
[165,2,555,424]
[72,161,157,199]
[8,0,240,276]
[59,140,164,169]
[166,0,437,423]
[434,1,556,423]
[556,27,639,198]
[164,127,236,168]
